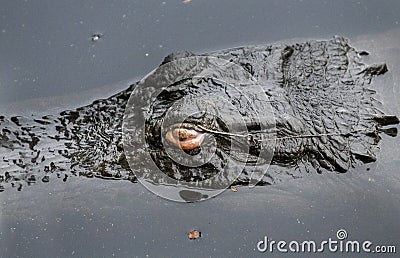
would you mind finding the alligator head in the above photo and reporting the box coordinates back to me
[122,37,399,189]
[0,37,398,192]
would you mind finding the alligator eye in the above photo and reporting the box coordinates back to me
[165,128,204,150]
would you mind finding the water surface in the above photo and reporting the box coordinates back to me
[1,1,399,257]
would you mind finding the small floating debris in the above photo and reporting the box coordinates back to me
[188,230,201,240]
[357,50,369,56]
[42,175,50,183]
[183,0,192,3]
[230,186,238,192]
[91,33,102,42]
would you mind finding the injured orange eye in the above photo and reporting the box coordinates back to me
[165,128,204,150]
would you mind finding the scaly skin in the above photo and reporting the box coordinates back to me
[0,37,398,191]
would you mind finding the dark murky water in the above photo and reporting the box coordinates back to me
[1,1,399,257]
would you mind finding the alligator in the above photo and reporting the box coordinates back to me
[0,36,398,192]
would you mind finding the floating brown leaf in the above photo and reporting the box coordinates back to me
[188,230,201,240]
